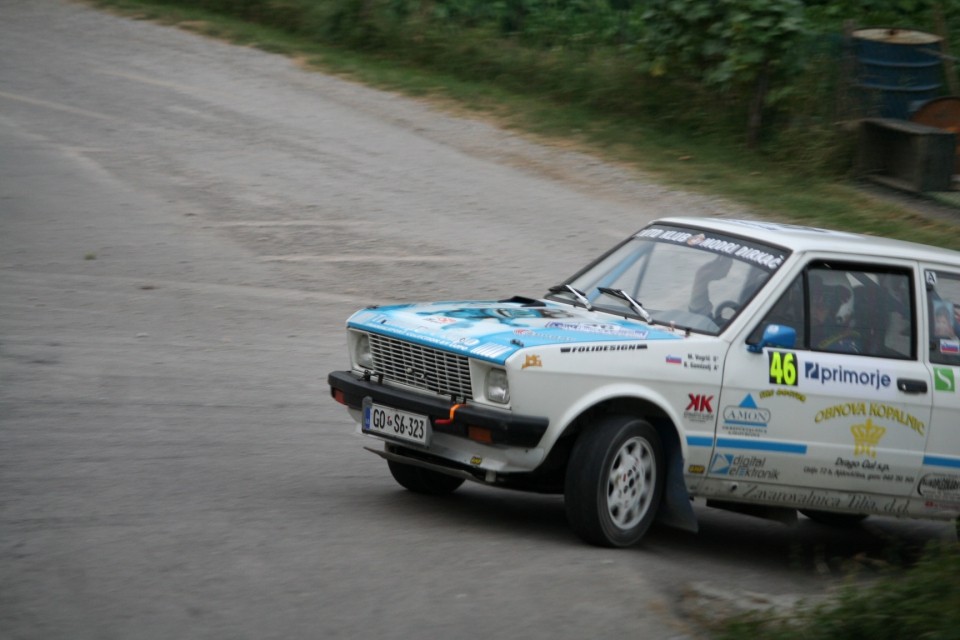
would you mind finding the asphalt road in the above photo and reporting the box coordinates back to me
[1,2,955,639]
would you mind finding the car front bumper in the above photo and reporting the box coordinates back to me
[328,370,549,448]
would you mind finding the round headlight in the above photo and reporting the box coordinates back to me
[355,333,374,370]
[485,368,510,404]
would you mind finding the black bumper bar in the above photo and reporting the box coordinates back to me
[328,370,549,448]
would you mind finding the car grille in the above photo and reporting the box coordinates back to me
[368,334,474,400]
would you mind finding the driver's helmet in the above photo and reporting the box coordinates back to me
[810,271,855,325]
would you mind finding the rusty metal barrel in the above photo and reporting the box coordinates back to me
[853,28,943,120]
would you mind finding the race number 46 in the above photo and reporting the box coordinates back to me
[768,350,798,386]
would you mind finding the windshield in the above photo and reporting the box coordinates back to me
[547,224,789,334]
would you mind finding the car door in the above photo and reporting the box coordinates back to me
[716,257,932,507]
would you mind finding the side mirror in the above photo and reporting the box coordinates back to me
[747,324,797,353]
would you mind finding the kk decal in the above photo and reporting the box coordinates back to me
[687,394,713,412]
[684,394,715,424]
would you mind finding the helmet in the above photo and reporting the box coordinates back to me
[810,270,854,324]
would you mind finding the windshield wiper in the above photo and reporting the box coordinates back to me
[548,284,593,310]
[597,287,653,323]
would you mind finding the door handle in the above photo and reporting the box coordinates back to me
[897,378,928,394]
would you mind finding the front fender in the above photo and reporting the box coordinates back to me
[549,382,699,533]
[547,382,691,462]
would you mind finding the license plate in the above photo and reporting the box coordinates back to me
[362,400,431,447]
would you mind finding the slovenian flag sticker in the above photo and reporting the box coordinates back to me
[941,340,960,355]
[666,355,682,365]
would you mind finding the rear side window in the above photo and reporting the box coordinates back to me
[925,269,960,365]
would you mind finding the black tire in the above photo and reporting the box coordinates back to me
[387,459,464,496]
[800,509,868,526]
[565,415,664,547]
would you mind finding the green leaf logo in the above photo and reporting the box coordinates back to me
[934,367,956,392]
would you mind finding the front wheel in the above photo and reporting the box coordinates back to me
[387,459,464,495]
[565,416,664,547]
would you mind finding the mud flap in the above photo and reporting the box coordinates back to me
[655,439,699,533]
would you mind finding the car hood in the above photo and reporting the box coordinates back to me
[347,299,684,365]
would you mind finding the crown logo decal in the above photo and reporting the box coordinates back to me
[522,354,543,369]
[851,418,886,458]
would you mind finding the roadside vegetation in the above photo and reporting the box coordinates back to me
[83,0,960,637]
[88,0,960,250]
[714,541,960,640]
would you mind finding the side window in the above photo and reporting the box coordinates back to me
[807,267,861,354]
[751,263,915,359]
[748,275,805,346]
[926,269,960,365]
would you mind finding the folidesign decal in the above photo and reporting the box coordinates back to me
[560,344,647,353]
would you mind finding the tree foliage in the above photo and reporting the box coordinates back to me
[641,0,807,146]
[642,0,805,86]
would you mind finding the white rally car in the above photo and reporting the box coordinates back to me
[328,217,960,547]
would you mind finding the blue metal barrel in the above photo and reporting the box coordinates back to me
[853,28,943,120]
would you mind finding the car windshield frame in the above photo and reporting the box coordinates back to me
[546,224,791,335]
